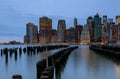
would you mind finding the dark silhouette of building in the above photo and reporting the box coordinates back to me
[75,25,83,43]
[66,27,76,43]
[74,18,78,28]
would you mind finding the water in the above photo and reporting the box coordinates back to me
[59,45,120,79]
[0,45,120,79]
[0,45,60,79]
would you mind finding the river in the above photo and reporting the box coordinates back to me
[58,45,120,79]
[0,45,120,79]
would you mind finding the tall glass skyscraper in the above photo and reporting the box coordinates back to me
[57,20,66,43]
[74,18,78,28]
[24,22,38,44]
[94,13,102,42]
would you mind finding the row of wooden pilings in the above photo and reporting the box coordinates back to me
[0,45,68,61]
[89,45,120,59]
[91,45,120,52]
[0,45,68,79]
[36,46,78,79]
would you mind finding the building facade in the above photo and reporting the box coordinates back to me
[75,25,83,43]
[66,27,76,43]
[51,29,57,43]
[39,16,52,43]
[81,24,90,44]
[108,18,114,23]
[116,16,120,25]
[74,18,78,28]
[103,15,107,25]
[93,13,102,42]
[102,15,109,43]
[24,22,38,44]
[87,16,94,43]
[118,24,120,43]
[57,20,66,43]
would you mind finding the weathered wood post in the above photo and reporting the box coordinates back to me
[36,59,47,79]
[12,74,22,79]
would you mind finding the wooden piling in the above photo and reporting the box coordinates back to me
[40,75,49,79]
[48,55,53,66]
[12,74,22,79]
[37,59,47,79]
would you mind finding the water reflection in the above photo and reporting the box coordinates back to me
[5,54,8,66]
[55,52,69,79]
[1,45,120,79]
[60,45,120,79]
[115,64,120,79]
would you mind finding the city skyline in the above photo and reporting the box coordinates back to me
[0,0,120,42]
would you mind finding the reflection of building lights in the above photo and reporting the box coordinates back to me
[115,65,120,78]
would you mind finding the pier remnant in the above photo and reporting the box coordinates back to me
[12,74,22,79]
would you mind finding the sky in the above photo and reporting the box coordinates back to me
[0,0,120,42]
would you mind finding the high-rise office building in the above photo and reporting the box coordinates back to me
[102,25,109,43]
[51,29,57,43]
[57,20,66,43]
[116,16,120,43]
[102,15,109,43]
[75,25,83,43]
[108,18,114,23]
[107,23,118,43]
[94,13,102,42]
[39,16,52,43]
[24,22,38,44]
[81,24,90,43]
[87,16,94,43]
[74,18,78,28]
[66,27,76,43]
[118,24,120,43]
[116,16,120,25]
[87,16,93,25]
[103,15,107,25]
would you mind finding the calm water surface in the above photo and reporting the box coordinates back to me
[0,45,120,79]
[0,45,59,79]
[60,45,120,79]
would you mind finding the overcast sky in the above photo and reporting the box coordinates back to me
[0,0,120,42]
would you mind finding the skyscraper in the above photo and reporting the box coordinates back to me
[102,15,109,43]
[51,29,57,43]
[103,15,107,25]
[74,18,78,28]
[87,16,94,42]
[39,16,52,43]
[116,16,120,43]
[108,18,114,23]
[57,20,66,43]
[75,25,83,43]
[116,16,120,25]
[24,22,38,44]
[94,13,102,42]
[81,24,90,44]
[87,16,93,25]
[66,27,76,43]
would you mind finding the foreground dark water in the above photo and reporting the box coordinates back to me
[57,45,120,79]
[0,45,120,79]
